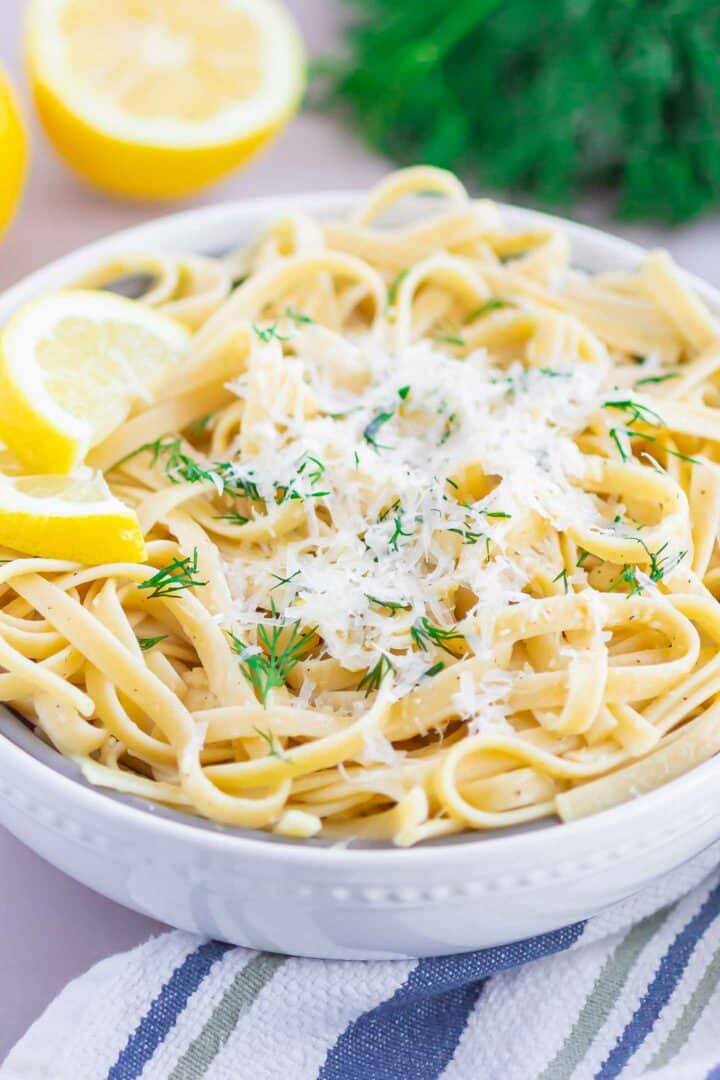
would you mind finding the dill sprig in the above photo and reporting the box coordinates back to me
[138,635,168,651]
[284,305,314,325]
[634,539,688,583]
[357,653,395,696]
[366,594,411,612]
[552,568,569,594]
[411,616,464,655]
[387,268,409,305]
[138,549,207,599]
[624,429,700,465]
[214,510,250,526]
[253,726,291,761]
[252,321,289,344]
[432,321,465,347]
[388,513,413,551]
[229,615,317,706]
[576,548,590,567]
[439,412,460,446]
[270,570,302,591]
[633,372,679,388]
[363,408,395,451]
[112,435,263,501]
[609,540,687,595]
[466,297,507,321]
[609,564,644,597]
[189,413,215,435]
[603,399,665,428]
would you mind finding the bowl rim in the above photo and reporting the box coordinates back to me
[1,186,719,867]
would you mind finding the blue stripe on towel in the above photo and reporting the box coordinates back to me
[598,880,720,1080]
[318,921,585,1080]
[107,940,232,1080]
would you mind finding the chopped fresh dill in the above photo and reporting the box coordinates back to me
[389,513,413,551]
[188,413,215,435]
[634,371,679,387]
[378,498,401,523]
[110,434,178,471]
[552,568,569,594]
[253,726,291,761]
[284,305,314,325]
[423,661,445,679]
[446,477,459,490]
[214,510,250,526]
[229,616,317,706]
[466,297,507,321]
[252,321,289,344]
[537,368,572,378]
[357,653,395,696]
[138,549,207,599]
[609,564,643,597]
[363,408,395,451]
[270,570,302,591]
[447,525,486,545]
[111,436,263,501]
[633,539,688,583]
[439,412,459,445]
[433,323,465,347]
[397,384,411,400]
[411,616,464,655]
[353,450,360,468]
[613,427,626,462]
[576,548,590,567]
[366,594,411,612]
[138,635,168,651]
[603,398,665,428]
[624,429,700,465]
[387,268,409,305]
[297,455,326,485]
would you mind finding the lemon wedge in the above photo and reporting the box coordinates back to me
[0,65,28,238]
[26,0,305,200]
[0,290,190,474]
[0,470,145,564]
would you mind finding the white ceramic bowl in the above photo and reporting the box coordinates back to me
[1,192,720,960]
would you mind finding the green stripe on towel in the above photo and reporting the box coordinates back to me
[538,905,673,1080]
[647,940,720,1072]
[169,952,288,1079]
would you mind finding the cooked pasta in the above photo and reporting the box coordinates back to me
[4,165,720,845]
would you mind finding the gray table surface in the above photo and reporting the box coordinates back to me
[1,0,720,1059]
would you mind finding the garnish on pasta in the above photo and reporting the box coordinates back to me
[3,165,720,845]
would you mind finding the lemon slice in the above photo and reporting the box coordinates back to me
[0,65,28,238]
[0,290,190,474]
[26,0,305,200]
[0,470,145,564]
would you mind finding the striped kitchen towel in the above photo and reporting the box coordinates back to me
[3,845,720,1080]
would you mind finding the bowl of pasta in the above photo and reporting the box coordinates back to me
[0,167,720,959]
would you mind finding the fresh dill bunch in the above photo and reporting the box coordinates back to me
[323,0,720,222]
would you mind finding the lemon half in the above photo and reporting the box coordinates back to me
[0,290,190,474]
[0,66,28,238]
[26,0,305,199]
[0,470,145,564]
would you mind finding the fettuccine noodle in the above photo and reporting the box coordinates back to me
[5,165,720,845]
